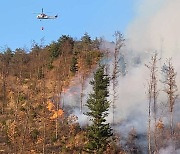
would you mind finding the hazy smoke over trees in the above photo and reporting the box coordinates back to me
[60,1,180,152]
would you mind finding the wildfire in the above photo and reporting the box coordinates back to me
[47,101,55,111]
[47,100,64,120]
[156,119,164,129]
[50,109,64,120]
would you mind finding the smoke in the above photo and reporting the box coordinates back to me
[126,0,180,120]
[95,0,180,150]
[107,64,148,133]
[71,108,89,127]
[122,0,180,151]
[159,140,180,154]
[61,73,93,126]
[159,145,180,154]
[127,0,180,59]
[61,39,150,136]
[60,0,180,151]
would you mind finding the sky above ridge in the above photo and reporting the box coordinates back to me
[0,0,135,51]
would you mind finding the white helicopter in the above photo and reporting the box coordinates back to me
[36,8,58,20]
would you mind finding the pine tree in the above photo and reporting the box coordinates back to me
[85,65,113,153]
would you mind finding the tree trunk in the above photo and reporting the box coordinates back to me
[148,99,152,154]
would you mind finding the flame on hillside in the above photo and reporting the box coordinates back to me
[156,119,164,129]
[47,101,54,111]
[47,100,64,120]
[50,110,64,120]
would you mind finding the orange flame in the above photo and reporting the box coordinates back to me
[47,100,64,120]
[156,119,164,129]
[50,109,64,120]
[47,101,55,111]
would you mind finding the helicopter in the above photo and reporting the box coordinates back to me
[36,8,58,20]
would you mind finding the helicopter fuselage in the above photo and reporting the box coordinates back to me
[37,14,58,19]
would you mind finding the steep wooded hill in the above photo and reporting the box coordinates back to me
[0,33,105,153]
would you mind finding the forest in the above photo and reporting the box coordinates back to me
[0,32,180,154]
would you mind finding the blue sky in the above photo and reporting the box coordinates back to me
[0,0,135,51]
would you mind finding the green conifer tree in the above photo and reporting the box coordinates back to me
[85,65,112,153]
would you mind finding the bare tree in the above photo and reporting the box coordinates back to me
[78,55,87,113]
[162,59,178,138]
[145,53,159,154]
[112,31,125,125]
[80,74,85,113]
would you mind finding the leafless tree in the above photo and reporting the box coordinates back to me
[112,31,125,125]
[162,58,178,139]
[145,53,159,154]
[80,74,85,113]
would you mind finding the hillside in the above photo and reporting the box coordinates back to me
[0,33,104,153]
[0,33,180,154]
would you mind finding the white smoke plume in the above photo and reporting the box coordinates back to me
[126,0,180,121]
[159,140,180,154]
[123,0,180,151]
[61,73,93,126]
[127,0,180,61]
[60,0,180,151]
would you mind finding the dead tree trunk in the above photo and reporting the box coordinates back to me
[80,74,85,113]
[145,53,159,154]
[162,59,178,139]
[112,31,124,125]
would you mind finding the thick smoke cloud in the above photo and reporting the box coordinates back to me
[123,0,180,150]
[61,1,180,151]
[127,0,180,59]
[126,0,180,116]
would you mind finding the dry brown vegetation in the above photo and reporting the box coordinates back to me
[0,34,104,153]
